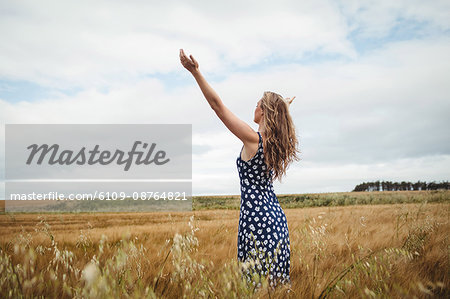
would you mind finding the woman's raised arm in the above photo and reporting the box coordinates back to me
[179,49,258,144]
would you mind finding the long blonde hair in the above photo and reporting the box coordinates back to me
[260,91,300,182]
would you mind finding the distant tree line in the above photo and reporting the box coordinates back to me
[352,180,450,192]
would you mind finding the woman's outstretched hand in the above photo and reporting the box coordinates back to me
[179,49,199,73]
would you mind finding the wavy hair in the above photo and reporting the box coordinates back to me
[260,91,300,182]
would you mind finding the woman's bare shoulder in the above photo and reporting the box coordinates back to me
[240,132,260,162]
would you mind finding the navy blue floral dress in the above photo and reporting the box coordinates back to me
[236,131,291,288]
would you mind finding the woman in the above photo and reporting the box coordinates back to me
[179,49,300,289]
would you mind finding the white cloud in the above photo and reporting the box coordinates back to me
[336,0,450,38]
[0,0,449,194]
[0,0,354,88]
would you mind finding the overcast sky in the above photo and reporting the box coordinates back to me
[1,0,449,196]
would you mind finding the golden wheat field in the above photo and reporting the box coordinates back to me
[0,194,448,298]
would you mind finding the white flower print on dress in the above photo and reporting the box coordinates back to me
[236,131,291,288]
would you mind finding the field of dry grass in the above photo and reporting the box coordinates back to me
[0,195,448,298]
[193,190,449,210]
